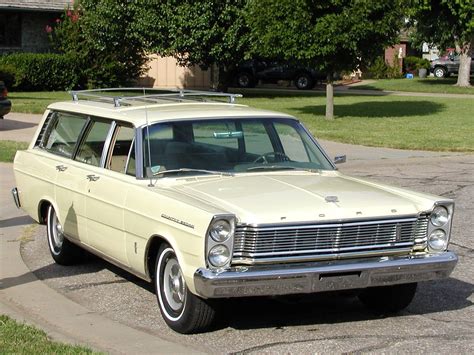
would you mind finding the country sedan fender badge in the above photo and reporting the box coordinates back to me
[325,195,339,203]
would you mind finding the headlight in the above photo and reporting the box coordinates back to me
[430,206,449,227]
[428,229,448,251]
[208,245,230,267]
[209,219,232,242]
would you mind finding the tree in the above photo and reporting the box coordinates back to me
[409,0,473,87]
[133,0,250,90]
[50,0,148,88]
[246,0,405,119]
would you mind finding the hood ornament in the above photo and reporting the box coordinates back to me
[325,196,339,203]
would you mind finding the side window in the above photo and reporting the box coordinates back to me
[107,125,135,174]
[75,120,112,167]
[43,112,87,158]
[241,121,273,155]
[274,122,309,161]
[125,141,136,176]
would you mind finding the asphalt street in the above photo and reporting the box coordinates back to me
[1,113,473,353]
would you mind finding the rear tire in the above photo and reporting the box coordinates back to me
[46,205,83,265]
[358,283,417,313]
[236,71,256,88]
[155,244,217,333]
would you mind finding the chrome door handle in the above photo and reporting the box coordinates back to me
[86,174,100,182]
[56,165,68,172]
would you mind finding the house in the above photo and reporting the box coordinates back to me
[0,0,71,55]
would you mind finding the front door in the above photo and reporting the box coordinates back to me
[81,123,135,266]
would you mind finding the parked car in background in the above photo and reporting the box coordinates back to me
[0,81,12,118]
[13,89,458,334]
[430,53,474,78]
[233,59,325,90]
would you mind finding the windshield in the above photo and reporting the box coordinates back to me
[142,118,334,176]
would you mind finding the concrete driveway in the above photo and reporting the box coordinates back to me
[1,113,473,353]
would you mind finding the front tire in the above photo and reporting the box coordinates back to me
[433,67,447,78]
[358,283,417,313]
[46,205,83,265]
[295,72,314,90]
[155,244,217,334]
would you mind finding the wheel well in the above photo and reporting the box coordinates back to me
[146,235,168,280]
[38,200,51,225]
[295,71,312,79]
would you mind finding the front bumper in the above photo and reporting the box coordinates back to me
[194,252,457,298]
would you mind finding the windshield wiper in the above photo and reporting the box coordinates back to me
[153,168,234,177]
[246,166,322,173]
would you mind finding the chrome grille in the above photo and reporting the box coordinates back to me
[233,215,429,264]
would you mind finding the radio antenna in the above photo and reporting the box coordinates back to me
[144,88,154,187]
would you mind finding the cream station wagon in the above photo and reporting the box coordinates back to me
[12,89,457,334]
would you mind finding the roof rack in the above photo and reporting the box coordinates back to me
[69,88,243,107]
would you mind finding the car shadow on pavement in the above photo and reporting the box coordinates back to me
[217,277,473,331]
[0,215,35,228]
[0,118,37,131]
[293,101,446,118]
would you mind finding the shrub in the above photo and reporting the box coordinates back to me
[367,57,387,79]
[0,53,80,91]
[0,63,16,88]
[404,56,431,73]
[404,56,419,73]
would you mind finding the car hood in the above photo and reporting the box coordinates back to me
[171,171,437,224]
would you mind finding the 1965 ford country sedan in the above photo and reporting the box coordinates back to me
[12,89,457,333]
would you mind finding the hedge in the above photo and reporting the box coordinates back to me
[0,53,80,91]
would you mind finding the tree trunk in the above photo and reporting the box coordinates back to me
[325,72,334,120]
[217,65,230,92]
[455,40,472,87]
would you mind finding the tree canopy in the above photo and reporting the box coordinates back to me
[246,0,405,118]
[50,0,148,88]
[133,0,250,89]
[408,0,474,86]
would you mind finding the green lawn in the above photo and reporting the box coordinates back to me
[0,314,96,354]
[9,91,70,114]
[352,77,474,95]
[239,91,474,152]
[5,89,474,152]
[0,141,29,162]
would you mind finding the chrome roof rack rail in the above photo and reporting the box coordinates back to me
[69,88,243,107]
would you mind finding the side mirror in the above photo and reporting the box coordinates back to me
[334,155,346,164]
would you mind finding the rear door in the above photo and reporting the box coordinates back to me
[41,111,89,243]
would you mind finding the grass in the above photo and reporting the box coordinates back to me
[0,141,29,162]
[239,91,474,152]
[352,77,474,95]
[9,91,70,114]
[0,314,96,354]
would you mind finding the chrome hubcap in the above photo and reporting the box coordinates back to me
[239,75,249,86]
[51,213,64,250]
[297,77,308,87]
[163,257,185,311]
